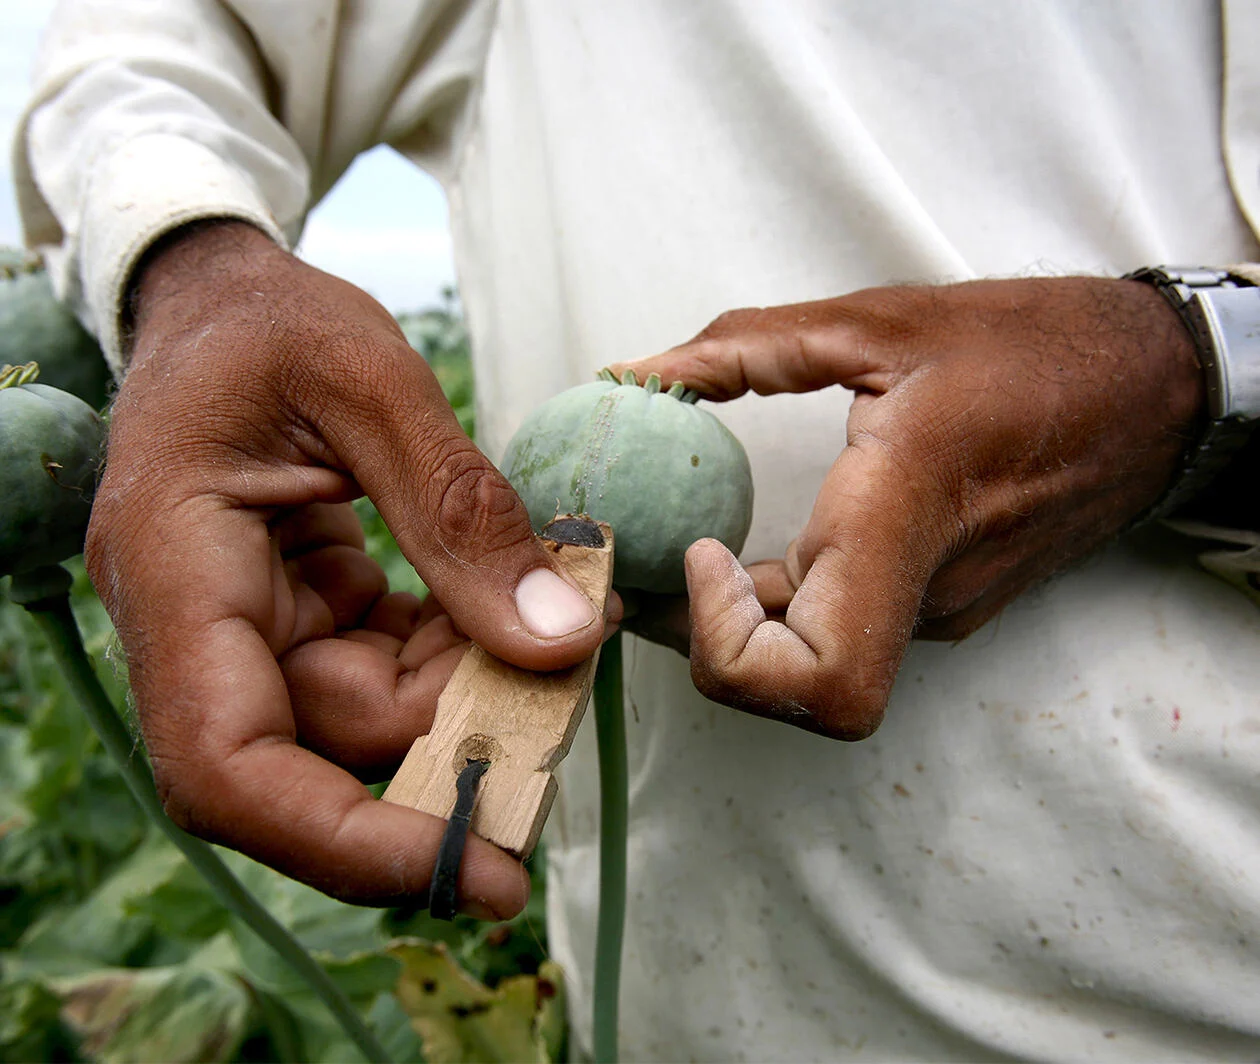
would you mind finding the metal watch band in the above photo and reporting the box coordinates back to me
[1123,265,1260,520]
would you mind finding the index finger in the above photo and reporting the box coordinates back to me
[608,296,904,401]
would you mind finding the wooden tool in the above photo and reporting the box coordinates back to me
[382,518,614,858]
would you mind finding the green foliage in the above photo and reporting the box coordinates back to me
[54,965,254,1063]
[0,975,77,1062]
[355,291,476,601]
[353,498,428,601]
[0,562,137,953]
[0,297,565,1062]
[395,288,475,439]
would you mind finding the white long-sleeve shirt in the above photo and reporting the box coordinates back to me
[17,2,1260,1059]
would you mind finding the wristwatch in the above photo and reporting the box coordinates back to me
[1123,265,1260,520]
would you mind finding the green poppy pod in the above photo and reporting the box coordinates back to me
[502,370,753,593]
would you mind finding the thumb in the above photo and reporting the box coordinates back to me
[685,436,946,738]
[313,338,605,672]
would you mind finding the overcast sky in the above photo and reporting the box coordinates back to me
[0,3,458,314]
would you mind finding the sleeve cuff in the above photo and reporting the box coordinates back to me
[79,133,291,374]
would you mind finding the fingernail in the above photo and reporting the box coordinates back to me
[785,539,806,590]
[516,568,597,638]
[459,896,500,921]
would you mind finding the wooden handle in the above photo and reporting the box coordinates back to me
[381,522,614,858]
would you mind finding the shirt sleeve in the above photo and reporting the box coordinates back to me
[12,0,493,375]
[12,1,313,372]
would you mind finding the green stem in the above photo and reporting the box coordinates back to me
[20,577,391,1064]
[592,629,627,1064]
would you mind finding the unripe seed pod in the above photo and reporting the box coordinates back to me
[502,370,754,593]
[0,363,105,576]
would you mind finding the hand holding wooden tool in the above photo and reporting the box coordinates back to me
[382,517,615,860]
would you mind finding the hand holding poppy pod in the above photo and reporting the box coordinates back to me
[608,278,1203,739]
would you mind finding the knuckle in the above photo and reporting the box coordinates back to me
[149,757,204,835]
[817,683,888,740]
[921,573,986,619]
[679,338,740,395]
[691,659,888,740]
[423,442,533,556]
[689,655,743,707]
[657,334,753,401]
[696,306,765,340]
[810,646,897,740]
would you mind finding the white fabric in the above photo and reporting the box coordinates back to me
[15,1,1260,1059]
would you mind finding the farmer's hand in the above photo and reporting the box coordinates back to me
[614,278,1202,739]
[87,220,614,916]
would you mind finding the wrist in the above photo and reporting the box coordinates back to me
[124,220,286,357]
[1119,276,1207,441]
[1122,265,1260,525]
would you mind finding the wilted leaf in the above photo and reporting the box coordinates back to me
[390,939,565,1064]
[55,965,253,1063]
[385,850,551,988]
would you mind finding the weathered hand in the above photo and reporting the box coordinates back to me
[614,278,1202,738]
[87,221,615,916]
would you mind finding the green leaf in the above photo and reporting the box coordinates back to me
[121,858,230,943]
[54,761,145,857]
[321,950,403,1000]
[0,826,80,948]
[261,951,415,1064]
[0,974,78,1063]
[365,991,427,1064]
[353,498,427,599]
[223,851,388,995]
[14,830,181,974]
[0,563,143,949]
[0,294,571,1062]
[239,985,306,1064]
